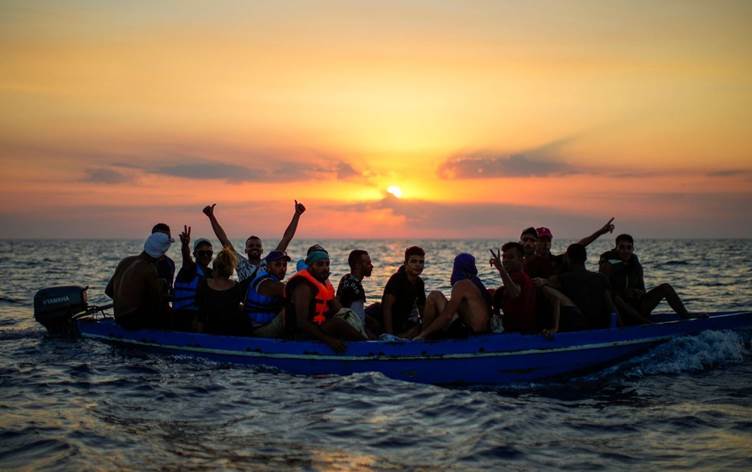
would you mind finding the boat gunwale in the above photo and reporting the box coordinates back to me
[76,312,752,362]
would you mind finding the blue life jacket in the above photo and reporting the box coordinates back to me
[244,270,283,327]
[172,264,207,311]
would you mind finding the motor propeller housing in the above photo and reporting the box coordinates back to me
[33,286,89,336]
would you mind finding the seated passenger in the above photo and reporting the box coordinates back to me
[380,246,426,338]
[549,244,616,330]
[519,227,539,262]
[415,253,492,340]
[490,242,537,333]
[243,250,290,337]
[285,248,366,353]
[105,232,172,329]
[600,234,691,323]
[196,249,249,335]
[171,226,213,331]
[151,223,177,292]
[336,249,378,332]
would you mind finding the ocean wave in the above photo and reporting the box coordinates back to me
[594,330,749,381]
[0,327,45,341]
[0,296,25,305]
[657,260,690,266]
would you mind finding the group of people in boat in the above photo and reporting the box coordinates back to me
[105,201,695,352]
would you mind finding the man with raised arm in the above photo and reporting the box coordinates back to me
[202,201,306,281]
[526,218,616,279]
[171,225,213,331]
[490,242,538,333]
[415,253,492,340]
[285,247,366,353]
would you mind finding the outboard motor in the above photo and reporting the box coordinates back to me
[34,286,90,336]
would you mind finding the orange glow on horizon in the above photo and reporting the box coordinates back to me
[0,1,751,238]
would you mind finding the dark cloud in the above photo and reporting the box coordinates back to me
[326,195,603,237]
[155,162,260,182]
[83,168,132,183]
[707,169,752,177]
[0,140,363,183]
[437,133,591,179]
[336,161,360,180]
[326,191,752,239]
[149,158,362,183]
[438,154,581,179]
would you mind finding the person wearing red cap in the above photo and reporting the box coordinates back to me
[525,217,616,279]
[520,218,615,335]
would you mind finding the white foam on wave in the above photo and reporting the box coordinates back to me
[609,330,750,380]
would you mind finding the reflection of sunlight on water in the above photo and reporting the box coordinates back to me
[364,414,390,425]
[311,449,377,471]
[2,239,752,470]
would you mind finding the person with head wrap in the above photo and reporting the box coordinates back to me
[284,246,365,353]
[105,232,173,329]
[415,253,492,340]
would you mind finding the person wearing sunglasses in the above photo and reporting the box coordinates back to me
[171,225,214,331]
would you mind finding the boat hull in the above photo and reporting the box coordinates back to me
[76,312,752,385]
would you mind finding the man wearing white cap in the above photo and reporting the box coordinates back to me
[105,232,173,329]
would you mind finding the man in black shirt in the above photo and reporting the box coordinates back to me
[554,244,616,329]
[381,246,426,337]
[600,234,691,323]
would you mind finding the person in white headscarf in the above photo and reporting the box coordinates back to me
[105,232,173,329]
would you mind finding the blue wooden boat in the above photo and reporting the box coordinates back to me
[73,312,752,385]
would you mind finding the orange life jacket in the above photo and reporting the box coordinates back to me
[287,269,335,325]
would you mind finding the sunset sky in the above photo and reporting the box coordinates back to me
[1,0,751,239]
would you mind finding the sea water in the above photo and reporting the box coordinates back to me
[1,239,751,470]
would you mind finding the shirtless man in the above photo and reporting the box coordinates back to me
[106,232,172,329]
[415,253,492,340]
[203,201,305,281]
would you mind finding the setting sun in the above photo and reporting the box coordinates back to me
[386,185,403,199]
